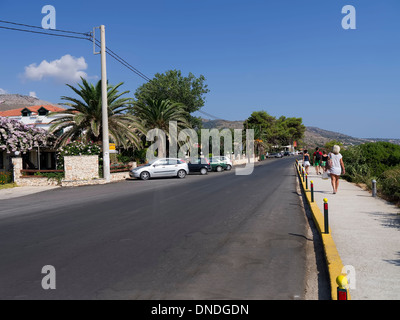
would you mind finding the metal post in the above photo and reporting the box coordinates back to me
[311,180,314,202]
[100,25,110,182]
[323,198,329,234]
[372,179,377,197]
[305,174,308,189]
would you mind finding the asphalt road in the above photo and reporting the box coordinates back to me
[0,157,314,300]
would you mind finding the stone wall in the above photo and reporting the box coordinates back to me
[12,155,131,187]
[64,155,99,181]
[12,157,59,187]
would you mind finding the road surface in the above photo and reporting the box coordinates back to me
[0,157,318,299]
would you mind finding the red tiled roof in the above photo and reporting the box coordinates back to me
[0,105,66,117]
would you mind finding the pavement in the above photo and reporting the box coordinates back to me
[0,186,60,200]
[303,166,400,300]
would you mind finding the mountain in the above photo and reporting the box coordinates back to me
[0,94,62,112]
[304,126,367,147]
[201,119,400,146]
[201,118,244,130]
[304,127,400,147]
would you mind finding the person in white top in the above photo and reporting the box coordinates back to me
[328,145,346,194]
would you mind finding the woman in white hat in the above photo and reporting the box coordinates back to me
[328,145,346,194]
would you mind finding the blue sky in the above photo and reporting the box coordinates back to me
[1,0,399,138]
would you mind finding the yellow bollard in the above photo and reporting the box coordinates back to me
[336,275,348,300]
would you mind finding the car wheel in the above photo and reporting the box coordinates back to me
[177,169,186,179]
[216,166,222,172]
[226,164,232,171]
[140,171,150,180]
[200,168,207,175]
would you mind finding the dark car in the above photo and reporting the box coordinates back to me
[187,158,211,175]
[209,157,228,172]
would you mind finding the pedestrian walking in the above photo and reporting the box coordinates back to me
[313,147,323,175]
[321,150,329,172]
[303,149,311,175]
[328,145,346,194]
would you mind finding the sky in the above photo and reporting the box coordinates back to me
[0,0,399,139]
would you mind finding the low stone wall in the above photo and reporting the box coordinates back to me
[232,157,259,166]
[64,155,99,181]
[61,172,130,187]
[15,175,59,187]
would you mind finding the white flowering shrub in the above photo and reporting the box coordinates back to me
[56,140,101,170]
[0,116,54,154]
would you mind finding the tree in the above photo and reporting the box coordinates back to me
[134,70,210,128]
[133,99,191,157]
[276,116,306,146]
[49,78,144,149]
[324,140,343,152]
[243,111,305,150]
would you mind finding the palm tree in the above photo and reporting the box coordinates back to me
[49,78,144,148]
[133,99,191,157]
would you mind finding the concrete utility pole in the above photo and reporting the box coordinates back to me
[100,25,110,182]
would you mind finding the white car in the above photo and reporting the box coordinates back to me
[211,156,233,170]
[130,158,189,180]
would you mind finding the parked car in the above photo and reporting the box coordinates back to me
[209,157,228,172]
[130,158,188,180]
[211,156,233,170]
[187,158,211,175]
[267,152,283,158]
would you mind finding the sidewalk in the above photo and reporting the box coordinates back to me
[0,186,60,200]
[305,168,400,300]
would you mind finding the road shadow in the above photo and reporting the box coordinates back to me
[385,252,400,267]
[295,182,331,300]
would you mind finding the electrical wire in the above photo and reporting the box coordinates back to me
[0,19,91,36]
[0,20,151,82]
[0,19,217,119]
[92,39,151,82]
[0,25,90,40]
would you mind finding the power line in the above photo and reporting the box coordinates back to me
[92,39,151,82]
[196,110,224,121]
[0,19,91,36]
[0,20,152,82]
[0,25,90,40]
[0,20,219,120]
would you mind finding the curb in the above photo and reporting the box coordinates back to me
[295,161,350,300]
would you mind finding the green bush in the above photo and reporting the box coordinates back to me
[379,166,400,203]
[0,171,12,185]
[342,142,400,182]
[342,142,400,204]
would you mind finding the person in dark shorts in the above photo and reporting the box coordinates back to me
[303,150,311,175]
[313,147,323,174]
[321,150,329,172]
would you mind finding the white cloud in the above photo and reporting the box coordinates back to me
[29,91,37,98]
[0,88,7,94]
[23,54,93,83]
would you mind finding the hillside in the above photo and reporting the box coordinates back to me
[201,118,244,130]
[201,119,400,147]
[0,94,62,112]
[304,127,367,147]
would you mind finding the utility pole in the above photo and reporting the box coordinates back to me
[100,25,110,182]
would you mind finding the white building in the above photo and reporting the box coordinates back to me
[0,104,67,131]
[0,105,67,172]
